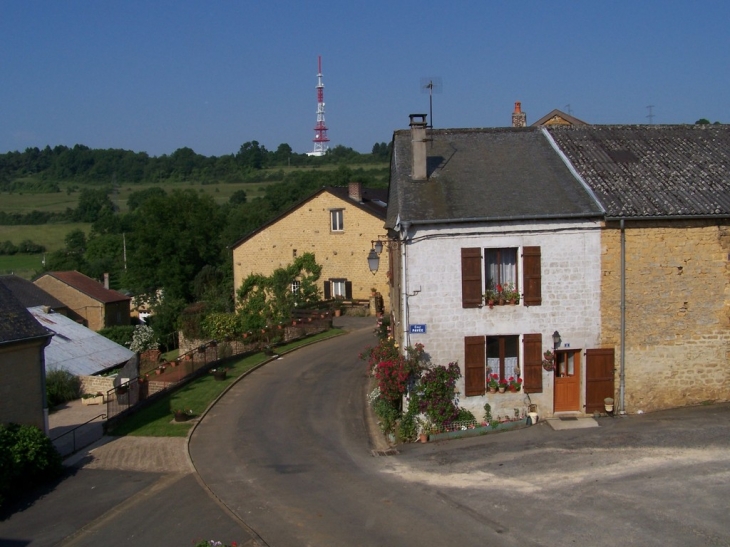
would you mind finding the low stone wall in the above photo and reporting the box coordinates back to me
[80,375,115,396]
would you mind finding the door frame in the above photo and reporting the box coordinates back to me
[553,349,581,412]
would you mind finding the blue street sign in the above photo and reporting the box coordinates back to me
[409,324,427,334]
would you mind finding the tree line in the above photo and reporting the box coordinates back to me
[0,141,392,189]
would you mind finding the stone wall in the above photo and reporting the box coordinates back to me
[80,375,115,397]
[232,190,390,311]
[601,221,730,412]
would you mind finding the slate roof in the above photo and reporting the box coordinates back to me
[0,275,67,310]
[231,186,388,249]
[0,283,52,346]
[29,307,134,375]
[387,126,604,228]
[547,125,730,218]
[38,271,131,303]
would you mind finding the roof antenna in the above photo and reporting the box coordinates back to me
[646,105,655,124]
[420,77,442,129]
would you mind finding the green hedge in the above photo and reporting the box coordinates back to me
[0,423,63,507]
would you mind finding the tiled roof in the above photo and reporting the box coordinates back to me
[29,307,134,375]
[0,283,51,345]
[387,126,604,228]
[40,271,131,304]
[0,275,67,310]
[547,125,730,218]
[532,109,589,127]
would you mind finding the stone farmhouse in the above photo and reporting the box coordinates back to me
[548,124,730,413]
[34,270,131,331]
[232,182,390,311]
[386,115,730,418]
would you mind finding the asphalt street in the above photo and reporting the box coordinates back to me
[1,316,729,546]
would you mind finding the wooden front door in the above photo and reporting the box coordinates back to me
[554,350,580,412]
[585,348,615,414]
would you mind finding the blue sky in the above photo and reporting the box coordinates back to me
[1,1,728,157]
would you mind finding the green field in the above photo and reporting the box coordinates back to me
[0,223,91,279]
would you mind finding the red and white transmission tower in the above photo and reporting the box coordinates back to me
[309,55,329,156]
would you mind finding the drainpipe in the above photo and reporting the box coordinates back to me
[619,219,626,414]
[400,222,411,352]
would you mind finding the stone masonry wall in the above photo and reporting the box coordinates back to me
[601,221,730,412]
[232,191,390,311]
[34,276,105,330]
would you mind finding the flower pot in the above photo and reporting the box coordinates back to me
[488,386,497,393]
[212,369,227,381]
[419,433,428,443]
[498,386,506,393]
[82,395,103,406]
[173,410,189,422]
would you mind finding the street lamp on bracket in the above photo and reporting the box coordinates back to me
[367,237,396,275]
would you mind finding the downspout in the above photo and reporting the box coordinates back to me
[400,221,411,352]
[619,219,626,414]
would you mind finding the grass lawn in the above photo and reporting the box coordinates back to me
[109,328,344,437]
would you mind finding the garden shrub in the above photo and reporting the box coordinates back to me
[418,363,461,429]
[46,368,81,407]
[98,325,136,347]
[0,423,63,507]
[371,397,400,435]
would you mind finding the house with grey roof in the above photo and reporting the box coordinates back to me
[547,124,730,414]
[386,115,607,421]
[0,282,53,431]
[0,274,68,315]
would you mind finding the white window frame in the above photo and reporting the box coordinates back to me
[291,280,300,294]
[330,209,344,232]
[331,280,346,298]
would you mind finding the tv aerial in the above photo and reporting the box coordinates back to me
[420,77,442,128]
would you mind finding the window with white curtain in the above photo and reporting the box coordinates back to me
[487,335,520,380]
[485,248,517,291]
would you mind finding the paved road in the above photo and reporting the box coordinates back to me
[2,316,730,546]
[191,321,730,547]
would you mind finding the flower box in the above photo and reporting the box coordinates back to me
[81,395,104,406]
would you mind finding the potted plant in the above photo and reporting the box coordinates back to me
[508,376,523,392]
[484,287,498,309]
[129,325,160,360]
[502,282,520,304]
[487,373,499,393]
[173,409,194,422]
[81,392,104,405]
[498,377,509,393]
[211,368,227,381]
[542,350,555,371]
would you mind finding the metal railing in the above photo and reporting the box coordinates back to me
[50,413,106,457]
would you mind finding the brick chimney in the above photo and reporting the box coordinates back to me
[348,181,362,202]
[512,101,527,127]
[409,114,428,181]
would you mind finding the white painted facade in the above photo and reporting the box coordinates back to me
[399,219,603,420]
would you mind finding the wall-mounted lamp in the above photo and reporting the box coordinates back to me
[367,237,396,274]
[552,330,561,350]
[367,248,380,274]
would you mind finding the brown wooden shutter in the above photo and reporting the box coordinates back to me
[345,281,353,299]
[464,336,486,396]
[523,333,543,393]
[461,248,483,308]
[585,348,615,414]
[522,246,541,306]
[323,281,331,299]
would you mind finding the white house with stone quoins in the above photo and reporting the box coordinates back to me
[386,116,610,420]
